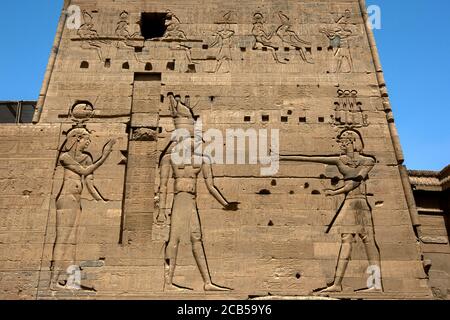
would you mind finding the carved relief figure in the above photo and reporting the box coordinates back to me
[333,90,369,128]
[163,10,187,40]
[275,12,313,64]
[162,10,196,71]
[281,130,382,294]
[115,11,145,62]
[320,9,354,73]
[51,103,116,290]
[210,13,235,73]
[156,94,239,292]
[77,10,108,61]
[252,12,285,64]
[115,11,142,42]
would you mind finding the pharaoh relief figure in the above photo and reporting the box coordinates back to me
[210,12,235,73]
[252,12,313,64]
[281,130,383,294]
[156,93,239,292]
[163,10,197,70]
[50,102,116,290]
[320,9,355,73]
[77,10,108,62]
[115,11,145,62]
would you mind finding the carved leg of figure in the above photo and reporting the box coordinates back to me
[164,240,192,291]
[269,47,286,64]
[214,59,223,73]
[335,55,343,74]
[320,233,354,293]
[51,205,81,290]
[191,238,230,292]
[297,48,314,64]
[358,233,383,293]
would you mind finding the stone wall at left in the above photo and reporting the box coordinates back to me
[0,124,60,299]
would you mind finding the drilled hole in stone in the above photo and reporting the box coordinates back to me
[104,59,111,68]
[241,47,246,52]
[166,61,175,70]
[262,115,270,122]
[244,116,251,122]
[304,182,310,189]
[375,201,384,207]
[187,64,196,73]
[257,189,271,195]
[210,96,215,103]
[289,190,295,195]
[287,110,293,115]
[202,44,209,50]
[312,190,321,195]
[296,273,301,279]
[268,220,274,227]
[281,116,288,123]
[135,47,143,53]
[145,62,153,71]
[318,117,325,123]
[80,61,89,69]
[271,180,277,186]
[299,117,306,123]
[122,62,130,69]
[317,47,322,51]
[284,47,290,52]
[331,177,340,186]
[160,95,165,103]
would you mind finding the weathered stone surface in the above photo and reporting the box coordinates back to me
[0,0,437,299]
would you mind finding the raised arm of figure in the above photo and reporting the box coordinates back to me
[61,139,116,176]
[280,154,341,166]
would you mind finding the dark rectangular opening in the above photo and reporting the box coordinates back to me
[134,73,162,81]
[299,117,306,123]
[167,61,175,71]
[281,116,288,123]
[244,116,251,122]
[318,117,325,123]
[262,115,270,122]
[141,12,167,40]
[0,101,36,124]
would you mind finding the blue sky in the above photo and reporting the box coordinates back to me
[0,1,448,170]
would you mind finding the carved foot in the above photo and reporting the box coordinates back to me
[204,283,232,292]
[318,284,343,294]
[165,283,193,292]
[354,287,383,294]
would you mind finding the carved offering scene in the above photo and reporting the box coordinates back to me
[0,0,437,301]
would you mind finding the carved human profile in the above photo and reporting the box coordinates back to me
[281,130,383,294]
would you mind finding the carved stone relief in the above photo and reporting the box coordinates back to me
[160,10,199,73]
[75,9,144,62]
[209,12,235,73]
[155,93,239,292]
[252,12,313,64]
[50,102,116,291]
[281,130,382,294]
[320,9,355,73]
[77,10,109,61]
[332,90,369,129]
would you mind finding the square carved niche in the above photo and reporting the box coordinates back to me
[141,12,167,39]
